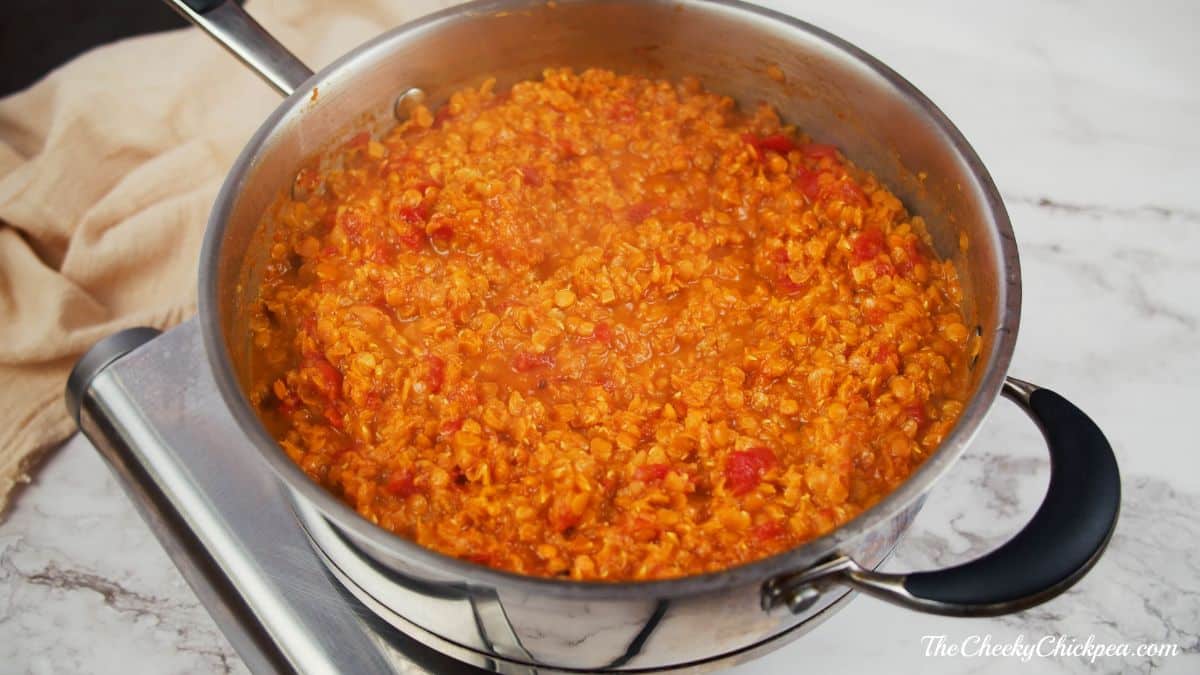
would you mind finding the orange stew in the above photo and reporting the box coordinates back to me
[247,68,972,580]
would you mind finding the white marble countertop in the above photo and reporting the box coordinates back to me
[2,0,1197,673]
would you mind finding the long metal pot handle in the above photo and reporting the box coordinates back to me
[165,0,313,96]
[763,377,1121,617]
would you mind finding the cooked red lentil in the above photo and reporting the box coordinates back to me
[247,68,972,581]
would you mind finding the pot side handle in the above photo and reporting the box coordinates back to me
[763,377,1121,617]
[165,0,313,97]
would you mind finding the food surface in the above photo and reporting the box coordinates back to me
[247,68,972,580]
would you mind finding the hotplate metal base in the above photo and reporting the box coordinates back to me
[68,319,850,674]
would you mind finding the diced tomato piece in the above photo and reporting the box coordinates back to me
[512,352,534,372]
[873,342,895,364]
[549,499,582,533]
[772,247,790,263]
[371,297,396,315]
[385,468,418,497]
[370,242,397,264]
[383,153,415,173]
[315,211,337,236]
[399,228,426,250]
[430,224,454,244]
[865,307,888,325]
[638,411,661,446]
[634,463,670,483]
[800,143,839,160]
[609,98,637,123]
[905,404,927,427]
[725,447,778,496]
[512,351,555,373]
[492,246,515,269]
[345,131,370,149]
[795,166,821,200]
[558,139,579,158]
[396,203,430,225]
[329,442,355,461]
[519,165,543,187]
[426,355,446,394]
[851,227,886,264]
[431,106,453,129]
[743,133,795,160]
[627,201,655,224]
[839,180,869,206]
[441,417,465,436]
[602,474,620,494]
[323,406,344,429]
[748,446,778,465]
[909,239,928,262]
[776,275,806,295]
[486,92,512,109]
[673,399,689,419]
[629,516,659,542]
[897,238,927,276]
[592,322,613,344]
[364,391,382,410]
[310,357,342,400]
[467,552,494,566]
[756,134,796,154]
[301,314,317,336]
[753,519,786,541]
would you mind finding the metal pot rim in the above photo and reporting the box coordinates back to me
[198,0,1021,600]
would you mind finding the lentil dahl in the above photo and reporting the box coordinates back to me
[247,68,972,581]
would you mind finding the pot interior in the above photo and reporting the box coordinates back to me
[205,0,1017,575]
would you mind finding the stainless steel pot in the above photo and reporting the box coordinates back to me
[155,0,1121,670]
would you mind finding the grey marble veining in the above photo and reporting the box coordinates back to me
[0,440,247,675]
[2,0,1198,672]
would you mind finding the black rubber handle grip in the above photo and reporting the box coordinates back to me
[904,386,1121,609]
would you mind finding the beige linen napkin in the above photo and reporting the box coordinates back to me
[0,0,459,515]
